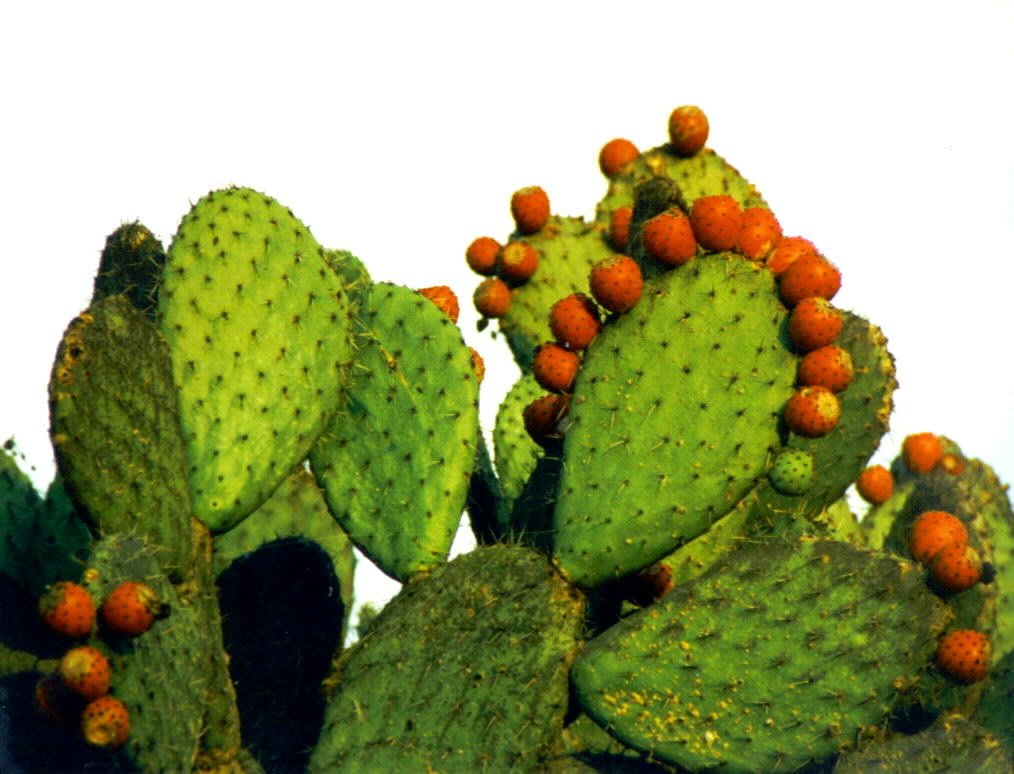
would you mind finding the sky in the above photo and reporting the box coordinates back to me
[1,2,1011,622]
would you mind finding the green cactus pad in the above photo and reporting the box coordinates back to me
[572,537,951,772]
[157,186,354,531]
[310,283,479,581]
[81,532,220,773]
[213,466,355,640]
[496,216,616,369]
[48,295,195,577]
[596,146,766,226]
[91,221,166,319]
[833,714,1012,774]
[309,544,586,772]
[553,255,796,588]
[465,431,512,545]
[494,371,546,508]
[1,445,91,594]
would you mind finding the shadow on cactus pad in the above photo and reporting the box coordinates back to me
[217,537,344,774]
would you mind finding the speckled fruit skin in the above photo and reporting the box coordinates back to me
[498,241,539,284]
[909,510,968,564]
[797,345,854,393]
[549,293,602,350]
[766,235,817,276]
[788,296,844,352]
[100,580,163,637]
[768,449,816,495]
[466,236,501,276]
[59,645,112,701]
[855,465,894,505]
[641,209,697,266]
[936,629,990,684]
[667,105,709,156]
[523,394,569,447]
[783,385,841,438]
[81,695,131,749]
[737,207,782,261]
[599,138,640,178]
[473,278,512,318]
[689,195,742,251]
[38,581,95,639]
[417,285,460,324]
[589,255,643,313]
[532,342,581,394]
[929,544,982,593]
[778,253,842,307]
[902,432,945,474]
[510,186,551,234]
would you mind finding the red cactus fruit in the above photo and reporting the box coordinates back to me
[473,278,512,319]
[766,236,818,276]
[621,563,675,607]
[532,342,581,394]
[589,255,643,313]
[464,237,500,277]
[689,195,743,251]
[783,386,841,438]
[855,465,894,505]
[38,581,95,639]
[549,293,602,351]
[59,645,112,701]
[599,138,640,178]
[469,348,485,384]
[797,345,854,393]
[465,236,501,276]
[778,253,842,307]
[497,241,539,284]
[510,186,550,234]
[100,581,166,638]
[642,209,697,267]
[788,297,844,353]
[909,510,968,565]
[902,432,945,474]
[668,105,709,156]
[936,629,990,684]
[35,673,84,723]
[737,207,782,261]
[81,695,131,749]
[609,205,633,251]
[523,394,570,447]
[417,285,460,324]
[930,544,982,593]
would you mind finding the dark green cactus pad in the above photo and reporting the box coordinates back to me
[553,255,796,588]
[496,216,616,370]
[310,283,479,581]
[1,444,91,594]
[91,221,166,319]
[833,714,1012,774]
[976,648,1014,754]
[466,431,512,545]
[309,544,586,772]
[494,372,546,508]
[157,186,355,531]
[212,467,355,640]
[572,537,951,773]
[48,295,194,578]
[81,532,218,773]
[596,146,766,226]
[218,537,344,774]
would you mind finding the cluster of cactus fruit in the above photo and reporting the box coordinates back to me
[0,105,1011,773]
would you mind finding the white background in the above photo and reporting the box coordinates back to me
[1,2,1011,625]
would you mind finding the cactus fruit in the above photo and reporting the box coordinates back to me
[598,138,640,178]
[80,695,131,749]
[157,186,355,531]
[910,510,969,564]
[778,253,843,306]
[38,581,95,639]
[857,464,895,505]
[58,645,111,701]
[572,537,951,772]
[903,431,946,474]
[588,254,643,313]
[937,629,991,684]
[473,276,512,318]
[689,194,743,251]
[767,449,816,495]
[667,105,709,156]
[98,581,166,638]
[511,185,551,234]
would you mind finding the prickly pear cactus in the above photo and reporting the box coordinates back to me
[1,104,1011,772]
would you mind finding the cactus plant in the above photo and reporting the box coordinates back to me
[0,105,1010,772]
